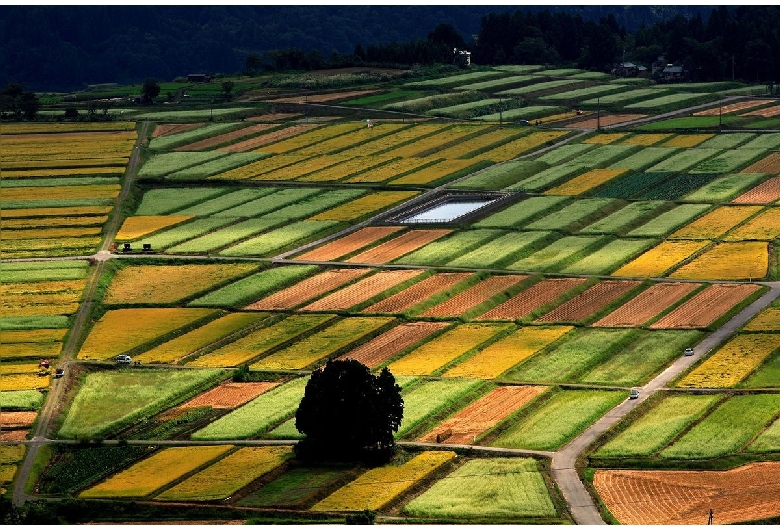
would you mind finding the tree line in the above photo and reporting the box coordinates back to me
[338,6,780,83]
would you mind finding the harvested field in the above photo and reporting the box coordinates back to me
[0,411,37,428]
[152,123,203,138]
[564,114,645,128]
[346,229,452,264]
[243,268,368,310]
[420,275,528,317]
[476,278,587,320]
[300,269,424,311]
[0,429,28,442]
[246,113,301,122]
[535,280,641,323]
[592,282,701,327]
[267,90,380,103]
[732,177,780,204]
[292,226,404,262]
[742,104,780,118]
[217,124,319,153]
[337,321,450,367]
[174,123,276,151]
[176,381,279,409]
[594,462,780,525]
[741,153,780,174]
[649,283,761,329]
[694,99,774,116]
[362,272,473,314]
[418,385,547,444]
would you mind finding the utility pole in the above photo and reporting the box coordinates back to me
[597,97,601,131]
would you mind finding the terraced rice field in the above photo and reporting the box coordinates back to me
[419,275,527,317]
[649,283,761,329]
[535,280,640,323]
[299,269,423,311]
[336,321,450,367]
[418,385,548,444]
[361,272,473,314]
[592,282,700,327]
[477,278,587,320]
[244,268,369,310]
[291,226,404,261]
[732,177,780,203]
[595,462,780,525]
[345,229,452,263]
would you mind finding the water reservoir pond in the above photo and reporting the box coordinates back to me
[402,199,497,223]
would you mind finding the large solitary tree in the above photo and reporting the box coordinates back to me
[295,359,403,464]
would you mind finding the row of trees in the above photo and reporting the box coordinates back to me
[470,6,780,82]
[0,83,40,120]
[244,6,780,84]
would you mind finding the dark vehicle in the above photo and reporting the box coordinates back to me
[54,368,65,378]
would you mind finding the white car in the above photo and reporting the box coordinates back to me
[684,348,695,356]
[116,354,133,365]
[629,388,640,399]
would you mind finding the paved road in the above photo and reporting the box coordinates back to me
[551,281,780,524]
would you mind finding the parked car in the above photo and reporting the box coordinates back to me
[54,368,65,378]
[116,354,133,365]
[629,388,640,399]
[684,348,695,356]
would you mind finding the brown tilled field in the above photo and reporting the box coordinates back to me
[176,381,279,409]
[217,123,320,153]
[741,103,780,118]
[418,385,548,444]
[173,123,276,151]
[247,113,301,122]
[362,272,473,314]
[732,176,780,203]
[337,321,449,367]
[476,278,587,320]
[564,114,646,128]
[152,123,203,138]
[592,281,701,327]
[0,430,28,442]
[741,153,780,175]
[292,226,404,262]
[243,268,369,310]
[420,275,528,317]
[535,280,641,323]
[594,462,780,525]
[649,283,761,329]
[0,411,37,428]
[299,269,424,312]
[346,229,453,264]
[693,99,774,116]
[265,90,381,104]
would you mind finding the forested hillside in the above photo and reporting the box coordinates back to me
[0,5,713,91]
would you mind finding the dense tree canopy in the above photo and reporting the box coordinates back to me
[295,359,403,464]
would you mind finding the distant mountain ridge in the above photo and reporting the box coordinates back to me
[0,5,715,91]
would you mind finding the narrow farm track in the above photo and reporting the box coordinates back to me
[10,123,150,506]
